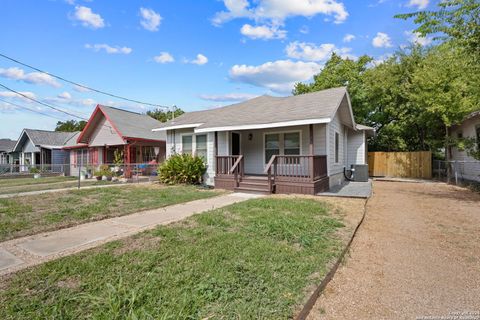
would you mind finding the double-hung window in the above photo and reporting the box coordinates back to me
[265,134,280,163]
[265,132,301,163]
[182,135,193,155]
[195,134,207,159]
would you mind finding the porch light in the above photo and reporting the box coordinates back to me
[248,133,253,141]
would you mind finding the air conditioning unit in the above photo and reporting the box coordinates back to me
[351,164,369,182]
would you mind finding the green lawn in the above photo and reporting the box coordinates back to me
[0,184,220,242]
[0,198,345,319]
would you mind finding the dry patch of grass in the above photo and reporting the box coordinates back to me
[0,197,347,319]
[0,184,221,242]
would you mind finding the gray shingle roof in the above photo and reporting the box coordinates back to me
[154,87,349,131]
[99,105,166,140]
[24,129,79,147]
[0,139,16,152]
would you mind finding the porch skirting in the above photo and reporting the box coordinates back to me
[275,177,329,195]
[214,175,329,195]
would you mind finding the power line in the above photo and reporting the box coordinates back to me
[0,83,87,120]
[0,52,170,109]
[0,97,65,121]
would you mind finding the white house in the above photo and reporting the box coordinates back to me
[450,110,480,182]
[153,87,374,194]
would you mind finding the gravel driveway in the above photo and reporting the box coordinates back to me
[308,181,480,320]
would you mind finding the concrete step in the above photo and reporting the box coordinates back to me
[234,186,271,195]
[238,181,270,189]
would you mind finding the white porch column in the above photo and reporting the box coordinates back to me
[31,152,35,166]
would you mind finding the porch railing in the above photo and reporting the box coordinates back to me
[264,155,327,191]
[215,155,244,187]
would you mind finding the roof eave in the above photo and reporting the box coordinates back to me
[194,118,331,133]
[152,123,203,132]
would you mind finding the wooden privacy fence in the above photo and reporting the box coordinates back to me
[368,151,432,179]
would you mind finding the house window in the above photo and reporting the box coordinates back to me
[142,147,156,162]
[284,132,300,155]
[195,134,207,159]
[265,134,280,163]
[335,132,340,163]
[457,131,463,139]
[182,135,193,154]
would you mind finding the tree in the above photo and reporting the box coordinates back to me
[293,53,373,124]
[147,107,184,122]
[408,43,479,160]
[55,120,87,132]
[395,0,480,59]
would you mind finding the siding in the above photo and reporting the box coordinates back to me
[240,124,326,175]
[22,138,39,153]
[451,116,480,182]
[89,117,125,147]
[347,129,366,167]
[166,125,327,184]
[166,128,216,185]
[327,112,346,176]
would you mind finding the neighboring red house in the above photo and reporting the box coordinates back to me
[64,105,166,176]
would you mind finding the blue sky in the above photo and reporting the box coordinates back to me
[0,0,435,139]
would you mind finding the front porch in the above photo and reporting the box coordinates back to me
[215,155,329,195]
[212,124,329,195]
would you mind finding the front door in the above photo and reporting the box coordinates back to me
[231,133,240,155]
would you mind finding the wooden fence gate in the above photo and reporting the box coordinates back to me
[368,151,432,179]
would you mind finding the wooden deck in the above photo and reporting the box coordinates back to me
[214,155,329,195]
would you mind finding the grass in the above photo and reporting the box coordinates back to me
[0,198,345,319]
[0,178,118,195]
[0,176,76,188]
[0,184,220,242]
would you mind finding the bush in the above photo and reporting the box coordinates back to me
[158,153,206,185]
[29,167,40,174]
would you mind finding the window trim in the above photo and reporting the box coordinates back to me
[334,131,340,164]
[179,133,208,159]
[263,130,302,164]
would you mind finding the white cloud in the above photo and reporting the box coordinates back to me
[73,85,91,93]
[85,44,132,54]
[139,7,162,31]
[372,32,392,48]
[213,0,348,25]
[405,30,432,46]
[343,34,355,43]
[407,0,429,10]
[153,52,175,64]
[57,91,72,100]
[286,41,354,61]
[0,91,37,101]
[199,93,259,102]
[0,67,61,88]
[229,59,321,93]
[240,24,286,40]
[186,54,208,65]
[72,6,105,29]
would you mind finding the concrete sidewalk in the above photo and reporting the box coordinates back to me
[0,192,261,275]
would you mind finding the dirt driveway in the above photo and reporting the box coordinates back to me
[308,181,480,320]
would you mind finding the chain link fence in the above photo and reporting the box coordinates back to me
[433,160,480,190]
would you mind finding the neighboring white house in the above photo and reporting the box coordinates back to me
[0,139,16,165]
[153,87,374,194]
[450,110,480,182]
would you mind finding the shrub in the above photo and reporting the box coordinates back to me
[158,153,206,185]
[29,167,40,174]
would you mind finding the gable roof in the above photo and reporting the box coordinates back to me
[77,105,166,144]
[0,139,16,152]
[13,129,79,152]
[153,87,355,133]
